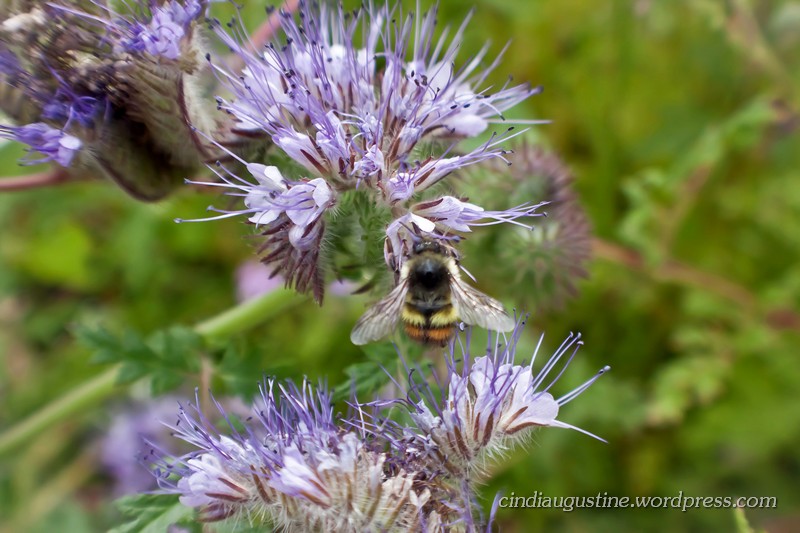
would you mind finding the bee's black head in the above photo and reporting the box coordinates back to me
[412,240,444,256]
[409,256,449,290]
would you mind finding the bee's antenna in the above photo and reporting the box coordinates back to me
[401,221,423,242]
[459,264,477,282]
[435,233,462,243]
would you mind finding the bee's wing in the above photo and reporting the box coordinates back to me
[450,277,516,332]
[350,280,409,345]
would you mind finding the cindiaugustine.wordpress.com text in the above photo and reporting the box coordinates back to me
[498,491,778,512]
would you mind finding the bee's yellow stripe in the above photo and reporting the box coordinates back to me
[403,324,455,345]
[401,307,427,326]
[429,305,457,327]
[402,303,458,345]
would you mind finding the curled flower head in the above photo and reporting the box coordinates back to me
[464,144,593,310]
[0,0,217,200]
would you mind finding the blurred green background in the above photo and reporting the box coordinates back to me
[1,0,799,531]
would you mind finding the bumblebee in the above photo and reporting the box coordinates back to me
[350,240,516,345]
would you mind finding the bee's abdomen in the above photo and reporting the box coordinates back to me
[402,304,457,346]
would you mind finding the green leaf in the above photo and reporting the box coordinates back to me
[332,342,404,401]
[75,325,204,393]
[620,96,777,262]
[216,339,294,401]
[646,354,728,425]
[74,326,127,364]
[110,494,197,533]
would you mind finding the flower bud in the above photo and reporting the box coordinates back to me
[0,0,223,200]
[464,144,593,311]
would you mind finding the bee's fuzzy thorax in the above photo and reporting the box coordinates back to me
[351,238,515,344]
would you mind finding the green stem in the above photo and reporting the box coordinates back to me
[0,368,117,456]
[194,288,303,339]
[0,289,305,456]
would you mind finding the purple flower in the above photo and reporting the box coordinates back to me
[179,154,336,303]
[122,0,203,59]
[383,197,548,270]
[397,321,609,479]
[2,0,215,199]
[0,123,82,166]
[413,196,548,233]
[211,1,540,194]
[151,380,443,530]
[51,0,204,60]
[179,1,547,302]
[40,88,101,128]
[101,398,181,496]
[148,323,607,530]
[384,172,416,204]
[239,165,335,230]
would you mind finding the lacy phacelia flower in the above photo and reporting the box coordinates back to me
[180,156,335,303]
[117,0,203,59]
[194,1,546,301]
[0,0,217,200]
[400,323,609,481]
[149,324,607,531]
[150,380,446,531]
[211,2,538,192]
[383,197,548,272]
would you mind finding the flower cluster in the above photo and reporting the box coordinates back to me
[152,380,443,529]
[149,323,608,531]
[0,0,217,200]
[190,1,548,301]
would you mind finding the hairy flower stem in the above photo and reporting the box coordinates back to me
[593,238,800,330]
[0,288,305,456]
[0,169,72,191]
[0,367,118,456]
[194,288,304,339]
[248,0,301,53]
[226,0,301,71]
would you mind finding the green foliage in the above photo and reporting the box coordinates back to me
[620,96,777,264]
[215,338,295,401]
[326,188,393,285]
[332,342,404,401]
[110,494,198,533]
[77,326,203,394]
